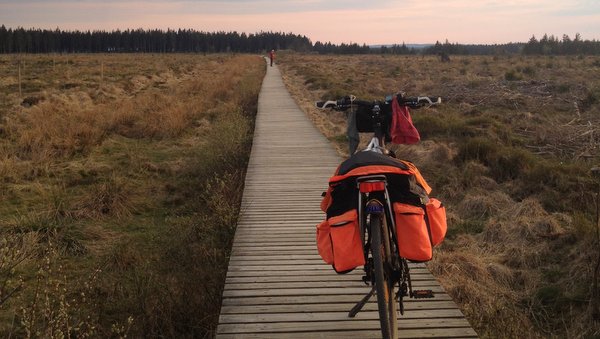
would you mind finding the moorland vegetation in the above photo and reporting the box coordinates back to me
[0,53,264,337]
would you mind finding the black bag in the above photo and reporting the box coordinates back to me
[355,103,392,142]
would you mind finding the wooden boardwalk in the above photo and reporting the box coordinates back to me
[216,61,478,338]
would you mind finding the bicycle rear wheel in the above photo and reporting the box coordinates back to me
[371,214,399,339]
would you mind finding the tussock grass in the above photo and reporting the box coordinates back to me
[278,52,600,338]
[0,53,265,337]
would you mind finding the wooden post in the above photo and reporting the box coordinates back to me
[101,60,104,87]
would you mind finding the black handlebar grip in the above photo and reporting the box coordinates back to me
[400,96,441,107]
[315,100,338,109]
[418,96,442,105]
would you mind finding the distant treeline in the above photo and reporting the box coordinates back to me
[1,26,599,55]
[420,34,600,55]
[0,26,312,53]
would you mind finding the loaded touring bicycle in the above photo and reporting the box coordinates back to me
[315,93,447,339]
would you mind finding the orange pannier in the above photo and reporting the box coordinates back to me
[425,198,447,246]
[393,198,448,262]
[393,202,433,262]
[316,209,365,273]
[316,220,333,265]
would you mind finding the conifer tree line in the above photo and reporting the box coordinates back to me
[0,26,312,53]
[521,33,600,55]
[421,34,600,55]
[0,26,599,55]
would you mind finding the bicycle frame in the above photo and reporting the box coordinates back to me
[349,174,414,319]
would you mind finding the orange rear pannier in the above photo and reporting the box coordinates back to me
[316,220,333,265]
[329,209,365,272]
[393,202,433,262]
[426,198,447,246]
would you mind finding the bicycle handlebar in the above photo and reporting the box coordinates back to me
[316,94,441,111]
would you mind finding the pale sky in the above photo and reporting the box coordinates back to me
[1,0,599,45]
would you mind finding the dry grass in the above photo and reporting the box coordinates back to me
[278,52,600,338]
[0,53,265,337]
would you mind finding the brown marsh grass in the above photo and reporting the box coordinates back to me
[0,53,265,337]
[278,52,600,338]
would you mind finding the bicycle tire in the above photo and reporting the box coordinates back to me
[371,214,399,339]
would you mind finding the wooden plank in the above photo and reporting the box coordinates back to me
[222,286,445,298]
[221,294,455,307]
[230,245,315,251]
[232,234,316,239]
[225,272,435,283]
[226,264,430,271]
[219,309,466,324]
[229,242,317,247]
[219,300,460,314]
[223,280,440,291]
[225,266,431,276]
[231,249,319,256]
[226,264,342,271]
[233,230,315,235]
[217,318,474,334]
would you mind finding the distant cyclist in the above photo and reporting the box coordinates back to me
[269,49,275,66]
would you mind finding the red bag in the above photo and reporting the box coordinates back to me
[390,96,420,144]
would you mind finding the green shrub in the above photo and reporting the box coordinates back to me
[582,86,599,109]
[447,219,485,238]
[521,66,536,76]
[555,83,571,93]
[456,138,536,181]
[504,70,522,81]
[414,114,487,139]
[456,137,500,164]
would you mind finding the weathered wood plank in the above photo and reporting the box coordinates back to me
[225,272,435,283]
[225,266,430,275]
[220,300,460,314]
[222,286,445,298]
[223,280,440,290]
[217,318,474,334]
[219,309,466,324]
[221,294,455,306]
